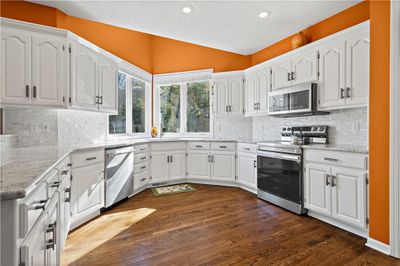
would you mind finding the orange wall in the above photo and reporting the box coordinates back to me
[369,0,391,244]
[251,1,370,65]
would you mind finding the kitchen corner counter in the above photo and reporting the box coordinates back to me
[301,144,368,154]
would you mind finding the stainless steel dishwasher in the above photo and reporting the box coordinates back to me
[105,145,134,208]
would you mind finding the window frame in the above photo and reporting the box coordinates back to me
[153,79,213,138]
[107,71,152,138]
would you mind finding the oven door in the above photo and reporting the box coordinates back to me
[257,151,302,203]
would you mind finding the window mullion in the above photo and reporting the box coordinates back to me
[181,83,188,133]
[126,76,133,134]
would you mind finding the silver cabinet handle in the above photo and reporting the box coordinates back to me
[331,175,336,187]
[340,88,345,99]
[346,87,351,98]
[195,145,203,148]
[140,156,146,160]
[26,85,30,97]
[61,170,69,175]
[32,86,37,98]
[287,72,291,81]
[95,95,99,104]
[291,72,295,81]
[229,105,232,112]
[326,174,331,186]
[99,96,103,105]
[324,157,338,162]
[140,178,146,182]
[167,156,170,163]
[254,160,257,168]
[170,155,173,163]
[140,166,146,170]
[86,157,97,161]
[244,147,250,151]
[211,155,214,163]
[219,145,227,149]
[50,181,60,188]
[208,155,211,163]
[65,187,71,203]
[225,105,228,112]
[46,222,56,250]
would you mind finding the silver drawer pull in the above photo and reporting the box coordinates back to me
[195,145,203,148]
[140,156,146,160]
[325,174,331,186]
[67,163,72,168]
[34,204,46,210]
[61,170,69,175]
[324,157,338,162]
[244,147,250,151]
[331,175,336,187]
[140,148,146,151]
[50,181,60,188]
[140,166,146,170]
[219,145,227,149]
[86,157,97,161]
[140,178,146,182]
[65,187,71,202]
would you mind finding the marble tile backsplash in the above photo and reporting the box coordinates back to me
[57,109,107,148]
[3,108,58,147]
[214,115,252,141]
[252,107,368,146]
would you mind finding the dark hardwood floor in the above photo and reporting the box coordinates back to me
[62,184,400,265]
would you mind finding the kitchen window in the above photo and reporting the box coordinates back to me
[155,80,212,136]
[109,72,151,136]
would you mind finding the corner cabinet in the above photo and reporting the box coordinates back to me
[319,29,369,110]
[0,27,67,107]
[304,149,368,236]
[213,72,244,117]
[69,41,118,113]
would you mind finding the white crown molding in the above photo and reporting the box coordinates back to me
[390,0,400,259]
[154,69,213,84]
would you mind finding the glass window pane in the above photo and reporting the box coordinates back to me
[187,81,210,132]
[109,72,126,134]
[132,78,146,133]
[160,84,180,133]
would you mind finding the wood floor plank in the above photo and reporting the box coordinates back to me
[62,184,400,266]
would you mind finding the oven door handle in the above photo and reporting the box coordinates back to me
[257,151,301,163]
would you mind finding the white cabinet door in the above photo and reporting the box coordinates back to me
[331,167,367,229]
[271,60,292,90]
[292,50,318,86]
[98,56,117,112]
[71,42,99,110]
[214,78,229,116]
[45,194,59,266]
[245,74,257,116]
[151,152,169,183]
[346,32,369,107]
[256,68,270,113]
[0,30,31,105]
[237,153,257,188]
[20,213,47,266]
[169,151,186,180]
[319,40,346,109]
[59,173,71,250]
[211,152,235,181]
[71,164,104,223]
[229,77,243,115]
[31,35,65,107]
[188,151,210,179]
[304,163,331,216]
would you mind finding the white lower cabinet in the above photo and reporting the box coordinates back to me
[20,212,47,266]
[70,149,105,229]
[150,143,187,184]
[187,150,210,179]
[304,149,368,232]
[211,151,235,181]
[237,152,257,189]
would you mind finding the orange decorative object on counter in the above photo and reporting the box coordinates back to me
[292,31,308,49]
[151,127,158,138]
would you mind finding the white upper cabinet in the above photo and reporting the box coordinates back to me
[319,28,369,110]
[319,40,346,109]
[271,60,292,90]
[245,67,270,116]
[271,51,318,90]
[213,72,244,116]
[0,30,31,105]
[292,50,319,86]
[70,42,99,110]
[31,35,65,107]
[345,32,370,107]
[98,56,117,112]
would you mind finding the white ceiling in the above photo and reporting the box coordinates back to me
[30,0,362,55]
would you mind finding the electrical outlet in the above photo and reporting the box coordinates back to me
[41,123,50,133]
[352,122,360,133]
[30,123,41,133]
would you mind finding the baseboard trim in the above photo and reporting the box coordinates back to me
[366,238,390,255]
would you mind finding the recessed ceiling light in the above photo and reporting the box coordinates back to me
[182,6,192,14]
[259,11,271,18]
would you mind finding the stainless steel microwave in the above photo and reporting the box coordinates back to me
[268,83,328,117]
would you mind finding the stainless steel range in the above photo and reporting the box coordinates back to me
[257,125,328,215]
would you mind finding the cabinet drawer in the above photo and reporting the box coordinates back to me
[211,142,236,151]
[135,153,149,164]
[304,149,368,170]
[187,142,210,150]
[135,144,149,153]
[237,143,257,153]
[135,161,149,174]
[72,148,104,168]
[19,181,48,238]
[151,142,186,151]
[134,170,149,189]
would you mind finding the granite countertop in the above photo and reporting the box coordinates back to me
[0,138,256,200]
[301,144,368,154]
